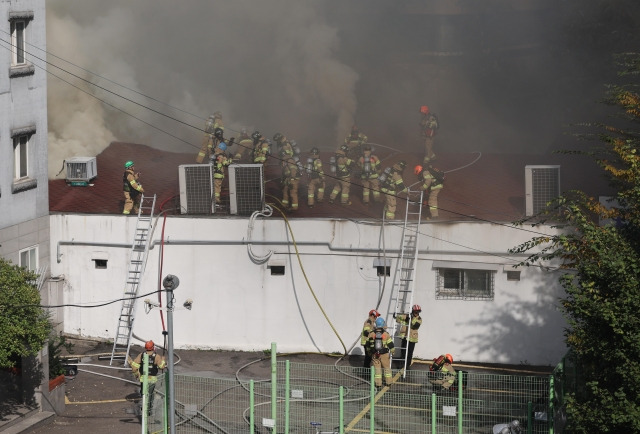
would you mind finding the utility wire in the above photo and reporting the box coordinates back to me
[0,33,560,258]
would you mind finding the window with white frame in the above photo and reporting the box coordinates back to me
[434,263,496,300]
[11,19,27,65]
[19,245,38,272]
[13,134,29,179]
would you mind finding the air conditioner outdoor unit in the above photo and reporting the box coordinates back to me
[228,164,264,215]
[178,164,215,215]
[65,157,97,185]
[525,165,560,216]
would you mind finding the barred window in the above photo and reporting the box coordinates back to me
[436,268,495,300]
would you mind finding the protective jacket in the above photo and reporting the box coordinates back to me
[123,169,143,194]
[397,313,422,343]
[130,351,167,384]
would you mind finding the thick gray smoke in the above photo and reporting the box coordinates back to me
[47,1,631,178]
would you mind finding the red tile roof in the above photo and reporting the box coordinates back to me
[49,142,612,222]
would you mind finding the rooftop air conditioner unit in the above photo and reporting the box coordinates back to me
[178,164,215,215]
[65,157,97,186]
[525,165,560,216]
[228,164,264,215]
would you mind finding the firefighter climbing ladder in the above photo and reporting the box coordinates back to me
[388,188,424,377]
[110,194,157,366]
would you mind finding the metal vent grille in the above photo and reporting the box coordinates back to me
[178,164,214,214]
[228,164,264,215]
[525,165,560,216]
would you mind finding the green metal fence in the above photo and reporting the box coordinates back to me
[148,359,554,434]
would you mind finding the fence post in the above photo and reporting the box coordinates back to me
[458,370,463,434]
[250,380,255,434]
[549,374,554,434]
[370,367,375,434]
[339,386,344,434]
[141,352,149,434]
[271,342,277,433]
[285,360,290,434]
[527,401,532,434]
[431,393,437,434]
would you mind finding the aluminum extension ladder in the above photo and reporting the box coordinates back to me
[110,194,157,366]
[387,188,424,377]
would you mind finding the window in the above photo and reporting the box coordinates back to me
[19,245,38,272]
[93,259,108,269]
[436,268,495,300]
[13,135,29,179]
[11,19,26,65]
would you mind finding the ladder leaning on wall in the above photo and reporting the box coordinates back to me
[387,188,423,378]
[110,194,157,366]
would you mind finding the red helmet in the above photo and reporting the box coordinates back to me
[369,309,380,318]
[420,105,430,115]
[414,165,423,176]
[445,353,453,364]
[412,304,421,312]
[145,340,154,351]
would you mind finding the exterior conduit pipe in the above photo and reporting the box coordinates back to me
[57,239,526,264]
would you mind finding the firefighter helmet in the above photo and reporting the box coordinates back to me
[124,161,135,169]
[218,142,227,151]
[362,144,372,152]
[445,353,453,364]
[340,144,350,153]
[310,147,319,155]
[420,105,429,115]
[273,132,283,142]
[375,317,385,328]
[145,340,154,351]
[251,130,262,141]
[369,309,380,318]
[214,127,224,139]
[412,304,421,312]
[414,165,423,176]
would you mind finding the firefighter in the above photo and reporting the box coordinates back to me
[344,124,368,158]
[429,353,456,390]
[196,113,225,163]
[212,142,231,207]
[419,105,439,161]
[380,161,407,219]
[129,340,167,417]
[273,132,295,159]
[281,152,301,211]
[122,160,144,215]
[329,144,355,205]
[367,317,394,388]
[234,128,253,162]
[394,304,422,368]
[251,131,270,166]
[415,160,444,219]
[361,309,380,368]
[306,147,325,208]
[357,145,382,205]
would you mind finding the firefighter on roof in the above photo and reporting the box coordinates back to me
[415,159,444,219]
[357,145,382,205]
[420,105,439,161]
[122,160,144,215]
[212,142,231,207]
[251,131,270,166]
[129,340,167,417]
[329,144,355,205]
[380,161,407,219]
[344,124,368,158]
[196,113,225,163]
[234,128,253,162]
[281,152,301,211]
[367,317,395,388]
[306,147,325,208]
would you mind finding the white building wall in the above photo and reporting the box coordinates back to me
[50,214,567,366]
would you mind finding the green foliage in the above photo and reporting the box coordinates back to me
[48,334,74,378]
[510,54,640,433]
[0,257,52,369]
